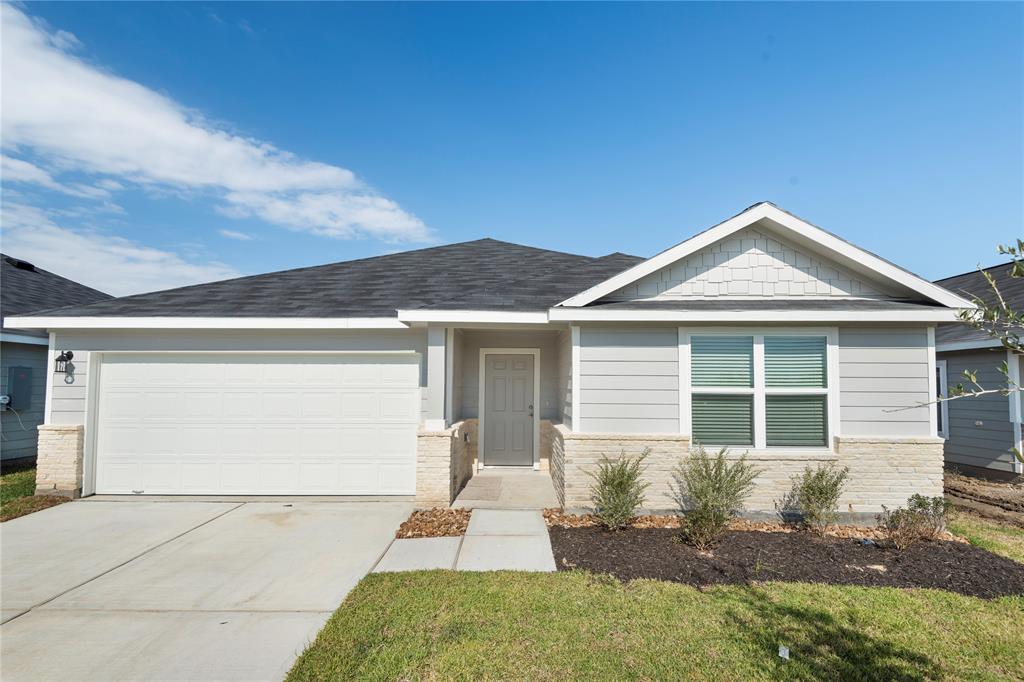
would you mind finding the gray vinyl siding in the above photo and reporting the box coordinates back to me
[456,330,560,421]
[0,342,48,458]
[579,327,679,433]
[558,329,573,429]
[941,348,1017,473]
[48,329,429,426]
[838,327,931,436]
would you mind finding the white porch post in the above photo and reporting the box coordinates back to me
[423,325,448,430]
[571,325,581,432]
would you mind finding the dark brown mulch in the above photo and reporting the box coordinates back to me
[396,508,471,538]
[549,526,1024,599]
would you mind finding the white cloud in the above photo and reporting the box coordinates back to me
[1,154,111,199]
[0,5,431,243]
[218,229,255,241]
[1,202,241,296]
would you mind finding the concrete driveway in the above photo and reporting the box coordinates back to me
[1,498,411,681]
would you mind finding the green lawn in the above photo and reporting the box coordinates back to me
[950,510,1024,564]
[288,571,1024,681]
[0,468,67,521]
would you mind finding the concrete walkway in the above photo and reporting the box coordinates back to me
[1,499,411,681]
[374,509,556,573]
[452,469,559,509]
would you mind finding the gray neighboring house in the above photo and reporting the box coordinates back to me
[9,202,974,514]
[0,254,111,462]
[934,262,1023,479]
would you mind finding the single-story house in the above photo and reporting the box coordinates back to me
[9,202,974,516]
[934,262,1023,479]
[1,254,111,463]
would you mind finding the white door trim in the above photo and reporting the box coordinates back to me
[478,347,541,470]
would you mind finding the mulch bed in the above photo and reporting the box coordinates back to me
[543,509,963,543]
[396,508,471,538]
[549,526,1024,599]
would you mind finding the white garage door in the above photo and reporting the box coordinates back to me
[94,353,421,495]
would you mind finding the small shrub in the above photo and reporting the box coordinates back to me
[587,450,649,530]
[778,463,849,534]
[675,445,761,550]
[877,495,950,549]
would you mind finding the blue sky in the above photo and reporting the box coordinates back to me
[2,2,1021,295]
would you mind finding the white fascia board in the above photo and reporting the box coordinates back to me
[558,203,976,310]
[3,316,410,330]
[936,338,1003,352]
[548,307,963,323]
[0,331,50,345]
[396,310,550,324]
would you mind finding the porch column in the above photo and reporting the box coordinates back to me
[423,325,447,430]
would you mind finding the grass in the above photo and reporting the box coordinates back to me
[288,571,1024,681]
[949,510,1024,564]
[0,467,67,522]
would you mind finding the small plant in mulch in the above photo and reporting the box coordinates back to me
[395,508,471,538]
[777,463,849,535]
[586,450,650,531]
[877,495,951,550]
[674,445,761,550]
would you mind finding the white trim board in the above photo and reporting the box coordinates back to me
[557,203,976,310]
[477,347,541,470]
[548,308,962,323]
[397,310,549,324]
[5,316,409,330]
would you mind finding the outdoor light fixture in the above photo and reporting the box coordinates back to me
[54,350,74,374]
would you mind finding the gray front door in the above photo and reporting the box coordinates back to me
[483,354,535,466]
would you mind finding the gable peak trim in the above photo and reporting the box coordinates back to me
[557,202,975,310]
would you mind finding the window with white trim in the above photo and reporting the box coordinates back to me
[690,333,830,448]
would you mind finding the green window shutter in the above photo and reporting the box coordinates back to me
[692,394,754,446]
[766,395,827,446]
[764,336,827,388]
[691,336,753,387]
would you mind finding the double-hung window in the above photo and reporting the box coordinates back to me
[689,333,831,449]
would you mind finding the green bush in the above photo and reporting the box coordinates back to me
[675,445,761,550]
[778,463,849,534]
[587,450,650,530]
[877,495,950,549]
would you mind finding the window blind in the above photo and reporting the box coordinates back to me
[692,394,754,446]
[766,395,827,446]
[691,336,753,387]
[764,336,827,388]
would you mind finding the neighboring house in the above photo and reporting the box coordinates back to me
[0,254,111,462]
[9,202,974,516]
[934,262,1023,479]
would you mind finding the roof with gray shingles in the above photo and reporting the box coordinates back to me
[25,240,645,318]
[934,262,1023,347]
[1,254,112,336]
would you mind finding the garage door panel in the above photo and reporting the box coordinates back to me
[378,463,416,493]
[380,392,419,420]
[141,461,181,493]
[95,354,420,495]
